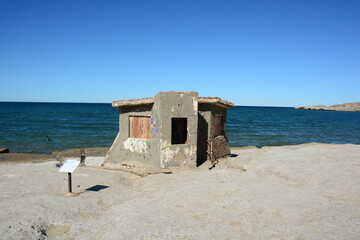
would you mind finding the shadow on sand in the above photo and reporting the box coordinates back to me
[85,185,109,192]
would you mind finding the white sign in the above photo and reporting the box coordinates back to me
[59,159,80,173]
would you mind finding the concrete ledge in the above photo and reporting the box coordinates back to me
[85,157,105,167]
[52,147,109,163]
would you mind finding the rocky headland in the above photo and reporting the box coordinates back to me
[295,102,360,112]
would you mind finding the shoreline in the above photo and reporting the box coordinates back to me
[1,143,359,163]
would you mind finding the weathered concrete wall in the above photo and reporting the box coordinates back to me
[147,95,162,168]
[197,103,229,163]
[149,91,198,169]
[197,109,211,166]
[206,104,228,138]
[106,105,154,166]
[105,91,232,170]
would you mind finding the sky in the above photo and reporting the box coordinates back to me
[0,0,359,107]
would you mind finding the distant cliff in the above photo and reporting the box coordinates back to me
[295,102,360,112]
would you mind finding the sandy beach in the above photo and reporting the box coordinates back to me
[1,143,359,239]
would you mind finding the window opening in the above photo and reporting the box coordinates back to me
[171,118,187,144]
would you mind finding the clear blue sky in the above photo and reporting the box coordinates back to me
[1,0,359,106]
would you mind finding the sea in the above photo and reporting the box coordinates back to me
[0,102,359,154]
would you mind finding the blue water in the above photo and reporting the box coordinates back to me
[0,102,359,154]
[0,102,118,154]
[227,106,360,147]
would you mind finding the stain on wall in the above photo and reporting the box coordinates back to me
[124,138,149,154]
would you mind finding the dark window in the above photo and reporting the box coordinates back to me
[171,118,187,144]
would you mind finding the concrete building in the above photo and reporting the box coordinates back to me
[105,91,235,171]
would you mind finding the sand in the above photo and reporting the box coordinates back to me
[1,143,359,239]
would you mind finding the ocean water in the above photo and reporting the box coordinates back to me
[227,106,360,147]
[0,102,359,154]
[0,102,118,154]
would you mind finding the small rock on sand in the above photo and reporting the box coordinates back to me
[0,148,9,153]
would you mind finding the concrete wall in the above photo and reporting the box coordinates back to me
[197,108,211,166]
[149,91,198,169]
[197,104,228,165]
[105,91,230,170]
[106,105,153,166]
[198,104,227,138]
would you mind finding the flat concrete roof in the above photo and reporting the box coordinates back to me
[112,96,235,109]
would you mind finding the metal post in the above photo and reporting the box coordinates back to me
[80,148,85,165]
[68,172,72,193]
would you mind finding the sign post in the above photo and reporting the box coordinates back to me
[68,172,72,193]
[59,159,80,194]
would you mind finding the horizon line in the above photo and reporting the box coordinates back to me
[0,100,294,108]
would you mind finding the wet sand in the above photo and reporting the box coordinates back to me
[1,143,359,239]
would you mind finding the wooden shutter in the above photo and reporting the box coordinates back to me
[129,116,151,139]
[214,115,224,137]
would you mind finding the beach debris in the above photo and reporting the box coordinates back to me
[0,148,9,153]
[212,136,231,159]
